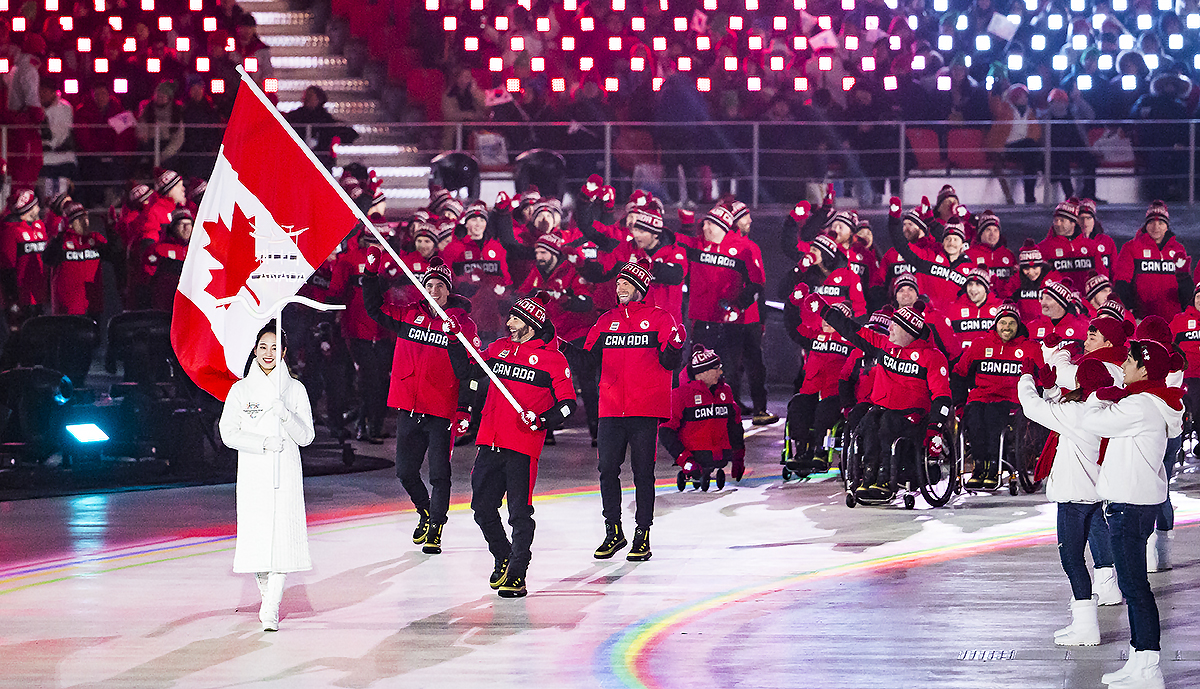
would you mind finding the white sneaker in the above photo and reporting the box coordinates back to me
[1095,567,1124,606]
[1108,650,1165,689]
[1102,645,1138,685]
[1054,597,1100,646]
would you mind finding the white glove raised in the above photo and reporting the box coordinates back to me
[263,436,285,452]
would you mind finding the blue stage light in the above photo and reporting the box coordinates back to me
[67,423,110,443]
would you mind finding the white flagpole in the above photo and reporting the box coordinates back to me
[274,304,283,490]
[232,67,527,417]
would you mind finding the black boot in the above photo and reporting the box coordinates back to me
[412,507,431,544]
[422,522,443,554]
[593,522,628,559]
[627,527,652,561]
[489,556,510,590]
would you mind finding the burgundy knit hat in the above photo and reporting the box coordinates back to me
[618,259,654,295]
[422,256,454,290]
[965,266,991,292]
[438,197,465,220]
[10,189,37,215]
[1084,271,1111,301]
[1075,358,1114,396]
[1134,315,1172,347]
[892,272,919,297]
[728,200,750,224]
[936,184,957,208]
[1054,198,1080,225]
[902,208,929,235]
[1089,316,1133,348]
[942,219,967,243]
[1144,200,1170,228]
[63,201,88,225]
[704,204,735,233]
[128,184,153,208]
[461,200,488,222]
[830,301,854,318]
[1098,298,1127,322]
[1018,239,1043,267]
[688,343,722,377]
[1042,278,1074,310]
[975,210,1000,238]
[411,222,439,245]
[511,292,550,332]
[187,178,207,205]
[534,232,566,259]
[154,169,182,195]
[824,209,857,234]
[1078,198,1097,218]
[48,191,71,216]
[531,197,562,225]
[811,233,840,265]
[630,207,665,235]
[868,306,894,333]
[893,300,928,338]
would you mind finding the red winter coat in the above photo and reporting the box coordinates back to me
[845,322,952,418]
[585,299,684,419]
[965,242,1019,299]
[0,218,48,309]
[882,231,941,295]
[1026,313,1089,345]
[953,331,1044,404]
[797,326,861,398]
[790,266,867,330]
[1171,306,1200,378]
[1114,229,1190,321]
[678,231,764,323]
[47,232,110,316]
[1038,231,1097,290]
[661,378,742,457]
[476,334,575,461]
[441,236,512,336]
[939,294,1003,354]
[330,243,392,342]
[519,259,597,343]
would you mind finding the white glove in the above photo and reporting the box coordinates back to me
[520,410,540,431]
[494,284,506,296]
[271,399,289,420]
[263,436,285,452]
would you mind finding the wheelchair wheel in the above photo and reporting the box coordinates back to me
[782,466,792,480]
[919,422,957,508]
[903,493,916,510]
[1015,420,1044,494]
[1008,479,1019,496]
[846,492,857,508]
[701,472,711,492]
[842,428,862,495]
[677,470,686,491]
[716,468,726,490]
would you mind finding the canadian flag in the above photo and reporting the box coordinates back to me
[172,72,360,401]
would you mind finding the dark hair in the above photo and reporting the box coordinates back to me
[243,320,288,376]
[1127,341,1148,369]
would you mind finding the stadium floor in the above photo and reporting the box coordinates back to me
[3,399,1200,689]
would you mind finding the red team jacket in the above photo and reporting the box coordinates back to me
[1038,231,1103,288]
[330,243,393,342]
[797,326,861,399]
[678,231,764,323]
[965,242,1018,299]
[585,299,684,418]
[520,259,597,343]
[46,231,108,316]
[1114,229,1190,321]
[441,236,512,335]
[1171,306,1200,379]
[0,218,48,309]
[940,294,1003,353]
[953,330,1045,404]
[1026,313,1090,345]
[476,334,575,461]
[661,378,741,456]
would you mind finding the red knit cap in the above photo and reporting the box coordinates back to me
[617,259,653,295]
[893,301,927,338]
[1084,271,1111,301]
[1089,316,1132,348]
[1144,200,1170,227]
[1053,198,1079,225]
[1075,358,1114,396]
[688,343,722,376]
[1018,239,1043,266]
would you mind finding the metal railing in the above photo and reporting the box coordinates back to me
[5,118,1196,206]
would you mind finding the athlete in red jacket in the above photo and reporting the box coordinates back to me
[952,302,1044,488]
[965,211,1018,299]
[1078,198,1116,276]
[1115,200,1192,321]
[0,188,48,330]
[786,301,861,475]
[44,201,115,317]
[1026,277,1090,346]
[886,197,973,306]
[784,233,867,334]
[1170,285,1200,424]
[880,198,940,296]
[441,201,512,341]
[586,259,685,562]
[813,296,952,501]
[468,294,577,598]
[939,267,1003,355]
[659,345,745,488]
[364,253,479,554]
[1013,240,1060,323]
[1037,199,1098,289]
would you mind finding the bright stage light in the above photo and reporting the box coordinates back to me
[67,424,109,443]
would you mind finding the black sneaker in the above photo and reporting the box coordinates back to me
[412,508,431,544]
[593,522,627,559]
[752,410,780,426]
[422,523,443,554]
[498,574,527,598]
[489,557,509,590]
[627,527,652,561]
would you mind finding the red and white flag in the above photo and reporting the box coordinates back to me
[172,72,360,400]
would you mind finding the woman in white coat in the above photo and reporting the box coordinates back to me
[219,322,315,631]
[1018,358,1115,647]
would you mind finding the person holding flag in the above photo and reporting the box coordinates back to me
[363,252,480,555]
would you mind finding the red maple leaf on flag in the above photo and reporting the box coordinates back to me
[203,202,263,306]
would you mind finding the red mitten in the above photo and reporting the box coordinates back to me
[789,282,810,305]
[678,208,696,224]
[888,196,902,218]
[600,185,616,211]
[365,245,384,274]
[1036,364,1057,388]
[791,200,812,223]
[440,314,462,335]
[918,195,932,218]
[495,190,513,212]
[1041,333,1063,348]
[1020,358,1039,378]
[581,174,603,200]
[520,410,541,431]
[453,409,471,435]
[823,183,836,207]
[925,427,944,455]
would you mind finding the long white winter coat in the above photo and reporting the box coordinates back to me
[1016,375,1104,503]
[1078,389,1184,505]
[219,362,315,573]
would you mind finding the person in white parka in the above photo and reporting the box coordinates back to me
[219,322,315,632]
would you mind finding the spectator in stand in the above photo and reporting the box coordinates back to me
[1043,88,1097,202]
[37,81,77,201]
[987,84,1043,205]
[1131,73,1191,202]
[74,81,137,207]
[1115,201,1192,322]
[285,85,359,170]
[136,81,186,176]
[441,67,489,151]
[180,76,223,179]
[235,15,275,91]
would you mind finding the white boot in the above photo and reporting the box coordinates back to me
[260,572,286,631]
[1095,567,1124,606]
[1054,597,1100,645]
[1146,531,1159,573]
[254,572,269,602]
[1150,530,1171,572]
[1102,645,1138,684]
[1108,650,1165,689]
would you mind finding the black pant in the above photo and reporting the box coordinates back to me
[692,320,745,401]
[348,338,391,436]
[598,416,659,528]
[1005,138,1043,203]
[857,406,919,485]
[471,446,537,576]
[395,411,453,524]
[728,322,767,412]
[1106,502,1161,651]
[565,337,599,439]
[786,393,841,461]
[1050,148,1097,199]
[965,400,1018,479]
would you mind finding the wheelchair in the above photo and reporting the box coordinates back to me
[780,418,845,481]
[843,410,958,510]
[954,407,1043,497]
[675,450,732,492]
